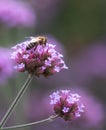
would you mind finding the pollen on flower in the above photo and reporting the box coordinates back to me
[49,90,84,121]
[11,36,68,77]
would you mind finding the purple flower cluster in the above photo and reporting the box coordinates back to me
[0,48,14,84]
[0,0,36,27]
[11,37,68,77]
[49,90,84,121]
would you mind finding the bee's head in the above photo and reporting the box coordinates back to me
[38,36,47,44]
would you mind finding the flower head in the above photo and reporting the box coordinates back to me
[49,90,84,121]
[11,36,68,77]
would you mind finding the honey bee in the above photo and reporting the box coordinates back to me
[26,36,47,50]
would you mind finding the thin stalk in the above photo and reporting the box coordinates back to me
[0,74,33,128]
[1,115,58,130]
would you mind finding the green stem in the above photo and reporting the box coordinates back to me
[1,115,58,130]
[0,74,33,128]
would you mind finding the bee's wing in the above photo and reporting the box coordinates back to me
[14,40,30,49]
[25,36,35,40]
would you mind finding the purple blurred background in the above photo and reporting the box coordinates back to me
[0,0,106,130]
